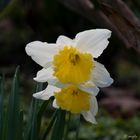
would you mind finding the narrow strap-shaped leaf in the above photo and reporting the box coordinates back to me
[64,112,71,140]
[37,100,50,137]
[41,109,58,140]
[37,101,50,120]
[51,109,66,140]
[24,83,43,140]
[17,110,24,140]
[0,76,4,140]
[30,98,40,140]
[30,83,43,140]
[7,66,20,140]
[75,115,80,140]
[24,98,34,140]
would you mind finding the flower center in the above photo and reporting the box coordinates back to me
[54,85,91,113]
[69,53,80,65]
[53,46,94,84]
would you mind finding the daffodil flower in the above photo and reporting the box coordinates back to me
[25,29,114,124]
[25,29,113,89]
[33,84,98,124]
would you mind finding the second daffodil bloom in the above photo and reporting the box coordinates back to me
[25,29,113,87]
[33,83,98,124]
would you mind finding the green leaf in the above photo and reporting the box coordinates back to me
[30,98,40,140]
[0,75,4,140]
[24,83,44,140]
[75,115,81,140]
[17,110,24,140]
[37,100,50,137]
[51,109,66,140]
[24,98,34,140]
[37,101,50,120]
[30,83,44,140]
[7,66,20,140]
[64,112,71,140]
[41,109,58,140]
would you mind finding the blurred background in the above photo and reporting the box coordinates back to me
[0,0,140,139]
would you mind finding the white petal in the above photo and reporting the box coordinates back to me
[34,66,67,88]
[56,35,74,46]
[92,61,113,87]
[33,85,60,100]
[48,78,67,88]
[34,67,54,83]
[78,81,99,96]
[75,29,111,58]
[81,96,98,124]
[34,67,51,82]
[25,41,59,68]
[52,99,59,109]
[90,96,98,116]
